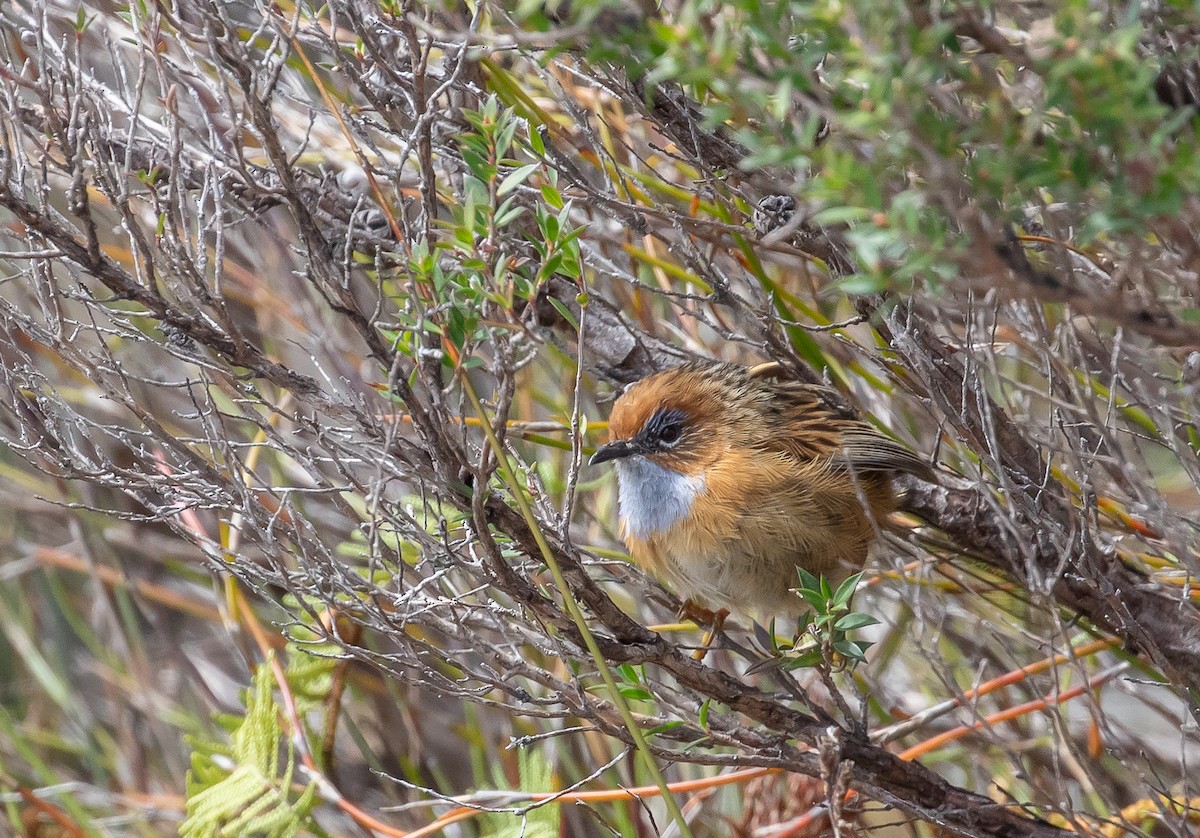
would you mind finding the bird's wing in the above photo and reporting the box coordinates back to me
[835,426,934,479]
[760,380,852,461]
[761,377,933,479]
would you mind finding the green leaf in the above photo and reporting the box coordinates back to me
[495,113,522,160]
[541,183,564,209]
[495,202,527,227]
[833,639,872,663]
[647,720,684,737]
[834,612,879,632]
[528,122,546,154]
[545,295,579,330]
[781,649,824,670]
[795,585,828,613]
[538,208,560,241]
[498,163,540,196]
[795,611,813,634]
[831,573,863,608]
[795,567,821,594]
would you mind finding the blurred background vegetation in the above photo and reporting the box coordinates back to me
[1,0,1199,835]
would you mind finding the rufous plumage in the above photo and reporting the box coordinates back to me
[591,360,931,618]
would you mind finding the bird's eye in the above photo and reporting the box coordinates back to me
[642,408,687,450]
[656,420,683,446]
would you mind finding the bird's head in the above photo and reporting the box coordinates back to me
[589,365,734,475]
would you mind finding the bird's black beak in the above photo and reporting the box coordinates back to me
[589,439,636,466]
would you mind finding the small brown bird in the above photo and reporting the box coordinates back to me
[590,360,931,619]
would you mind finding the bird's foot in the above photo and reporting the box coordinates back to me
[677,600,729,661]
[678,599,720,625]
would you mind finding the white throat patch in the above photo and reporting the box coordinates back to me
[615,456,705,540]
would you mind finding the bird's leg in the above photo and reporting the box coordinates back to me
[678,599,730,660]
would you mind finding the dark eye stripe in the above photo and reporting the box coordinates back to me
[644,408,686,442]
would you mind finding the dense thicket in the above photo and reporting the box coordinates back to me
[1,1,1198,836]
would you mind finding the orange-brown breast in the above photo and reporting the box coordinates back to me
[623,444,896,617]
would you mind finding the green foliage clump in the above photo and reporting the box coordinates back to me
[183,658,318,838]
